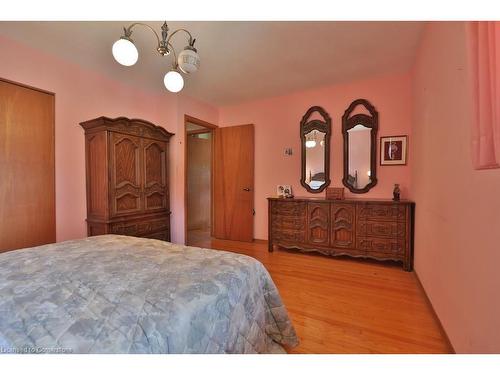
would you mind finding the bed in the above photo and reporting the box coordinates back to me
[0,235,298,354]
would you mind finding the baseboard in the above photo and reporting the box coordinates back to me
[414,270,456,353]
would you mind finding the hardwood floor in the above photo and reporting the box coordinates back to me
[187,231,453,354]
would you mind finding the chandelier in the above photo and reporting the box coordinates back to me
[112,21,200,93]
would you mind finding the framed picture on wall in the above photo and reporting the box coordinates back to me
[380,135,408,165]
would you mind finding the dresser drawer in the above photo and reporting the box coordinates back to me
[357,203,406,222]
[110,217,169,237]
[271,201,307,217]
[357,221,406,238]
[357,236,405,255]
[279,216,306,229]
[272,228,306,243]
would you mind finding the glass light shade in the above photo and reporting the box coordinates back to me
[164,70,184,93]
[112,38,138,66]
[305,140,316,148]
[177,47,200,74]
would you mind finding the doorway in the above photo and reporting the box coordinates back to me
[184,115,217,246]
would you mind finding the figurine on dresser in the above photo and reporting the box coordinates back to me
[393,184,401,201]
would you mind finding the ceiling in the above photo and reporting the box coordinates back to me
[0,21,424,106]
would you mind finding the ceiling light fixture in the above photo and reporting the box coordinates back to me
[112,22,200,93]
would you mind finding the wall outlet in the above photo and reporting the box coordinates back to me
[284,148,293,156]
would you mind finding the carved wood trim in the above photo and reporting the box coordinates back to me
[80,116,174,141]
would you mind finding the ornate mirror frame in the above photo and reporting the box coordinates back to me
[300,106,332,193]
[342,99,378,194]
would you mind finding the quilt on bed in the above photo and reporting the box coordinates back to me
[0,235,298,353]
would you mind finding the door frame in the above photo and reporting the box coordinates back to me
[184,114,218,244]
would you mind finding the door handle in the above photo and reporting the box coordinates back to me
[243,188,251,192]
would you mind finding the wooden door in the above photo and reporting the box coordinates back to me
[109,132,142,217]
[0,79,55,252]
[143,138,168,212]
[213,124,254,242]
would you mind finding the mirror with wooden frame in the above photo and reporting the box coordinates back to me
[300,106,331,193]
[342,99,378,194]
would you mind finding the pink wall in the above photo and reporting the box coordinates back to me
[0,35,217,244]
[219,72,412,239]
[411,22,500,353]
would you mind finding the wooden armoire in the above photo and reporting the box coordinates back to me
[80,117,174,241]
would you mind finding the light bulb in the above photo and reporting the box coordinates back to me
[164,70,184,93]
[112,38,138,66]
[305,140,316,148]
[178,47,200,74]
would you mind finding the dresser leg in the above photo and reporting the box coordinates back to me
[268,241,274,252]
[403,260,412,272]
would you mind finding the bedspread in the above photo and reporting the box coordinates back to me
[0,235,298,353]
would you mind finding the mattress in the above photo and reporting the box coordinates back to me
[0,235,298,353]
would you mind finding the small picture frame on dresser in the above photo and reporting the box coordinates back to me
[277,185,285,198]
[326,187,345,200]
[277,185,293,198]
[283,185,293,198]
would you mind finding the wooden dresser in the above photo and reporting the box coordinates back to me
[268,197,415,271]
[80,117,174,241]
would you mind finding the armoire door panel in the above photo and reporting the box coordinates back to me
[143,139,168,211]
[330,203,356,249]
[307,202,330,246]
[144,140,167,187]
[110,132,142,216]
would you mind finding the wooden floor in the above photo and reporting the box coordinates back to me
[187,230,453,354]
